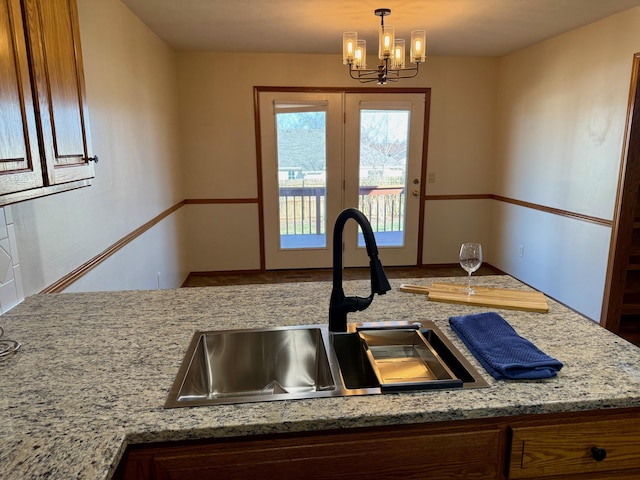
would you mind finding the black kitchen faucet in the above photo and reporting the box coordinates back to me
[328,208,391,332]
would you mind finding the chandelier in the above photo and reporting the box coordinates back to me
[342,8,426,85]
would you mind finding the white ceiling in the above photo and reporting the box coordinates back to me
[121,0,640,57]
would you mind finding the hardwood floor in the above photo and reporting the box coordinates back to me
[182,264,502,287]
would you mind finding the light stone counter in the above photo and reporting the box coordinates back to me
[1,275,640,479]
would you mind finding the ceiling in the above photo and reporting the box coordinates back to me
[121,0,640,57]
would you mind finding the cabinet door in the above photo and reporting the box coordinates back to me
[0,0,43,195]
[23,0,94,186]
[508,417,640,479]
[152,427,502,480]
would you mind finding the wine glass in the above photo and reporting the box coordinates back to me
[459,243,483,295]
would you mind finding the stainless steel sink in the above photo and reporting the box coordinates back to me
[165,321,488,408]
[165,325,337,407]
[331,321,489,392]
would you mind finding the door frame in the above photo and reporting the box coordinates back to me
[601,52,640,331]
[253,86,432,271]
[343,92,426,267]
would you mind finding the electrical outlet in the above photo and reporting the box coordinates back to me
[519,245,525,257]
[428,172,436,183]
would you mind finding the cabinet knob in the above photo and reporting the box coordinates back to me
[591,446,607,461]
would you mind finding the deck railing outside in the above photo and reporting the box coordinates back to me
[278,185,405,235]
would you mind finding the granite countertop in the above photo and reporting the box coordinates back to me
[1,275,640,479]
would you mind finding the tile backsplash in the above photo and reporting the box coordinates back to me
[0,206,24,313]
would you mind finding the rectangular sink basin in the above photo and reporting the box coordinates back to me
[359,329,463,391]
[165,325,337,407]
[332,321,489,392]
[165,321,489,408]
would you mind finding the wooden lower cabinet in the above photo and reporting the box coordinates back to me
[114,408,640,480]
[116,421,503,480]
[508,413,640,479]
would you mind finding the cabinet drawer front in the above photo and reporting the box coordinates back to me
[509,417,640,478]
[154,427,502,480]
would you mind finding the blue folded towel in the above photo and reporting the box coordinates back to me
[449,312,563,380]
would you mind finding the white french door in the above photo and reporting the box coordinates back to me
[259,90,425,270]
[259,91,343,269]
[344,93,425,267]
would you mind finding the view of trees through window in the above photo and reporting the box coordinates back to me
[275,109,409,248]
[359,110,408,186]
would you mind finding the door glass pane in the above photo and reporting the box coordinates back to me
[275,110,327,249]
[358,109,410,247]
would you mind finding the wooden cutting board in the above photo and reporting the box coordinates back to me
[399,282,549,313]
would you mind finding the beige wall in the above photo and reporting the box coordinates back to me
[174,7,640,321]
[492,7,640,320]
[177,53,499,271]
[8,1,640,324]
[11,0,188,296]
[421,57,498,264]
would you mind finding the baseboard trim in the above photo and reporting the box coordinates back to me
[183,198,258,204]
[181,269,264,287]
[420,262,505,274]
[183,263,504,276]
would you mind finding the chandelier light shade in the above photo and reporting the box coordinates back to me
[355,40,367,69]
[393,39,405,69]
[378,23,394,59]
[343,8,426,84]
[411,30,427,63]
[342,31,358,65]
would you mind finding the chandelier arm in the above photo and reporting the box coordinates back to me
[386,63,421,79]
[348,65,383,80]
[349,60,420,84]
[359,77,383,84]
[347,65,380,83]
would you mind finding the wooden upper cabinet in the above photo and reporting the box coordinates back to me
[1,0,94,203]
[24,0,94,185]
[0,0,43,195]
